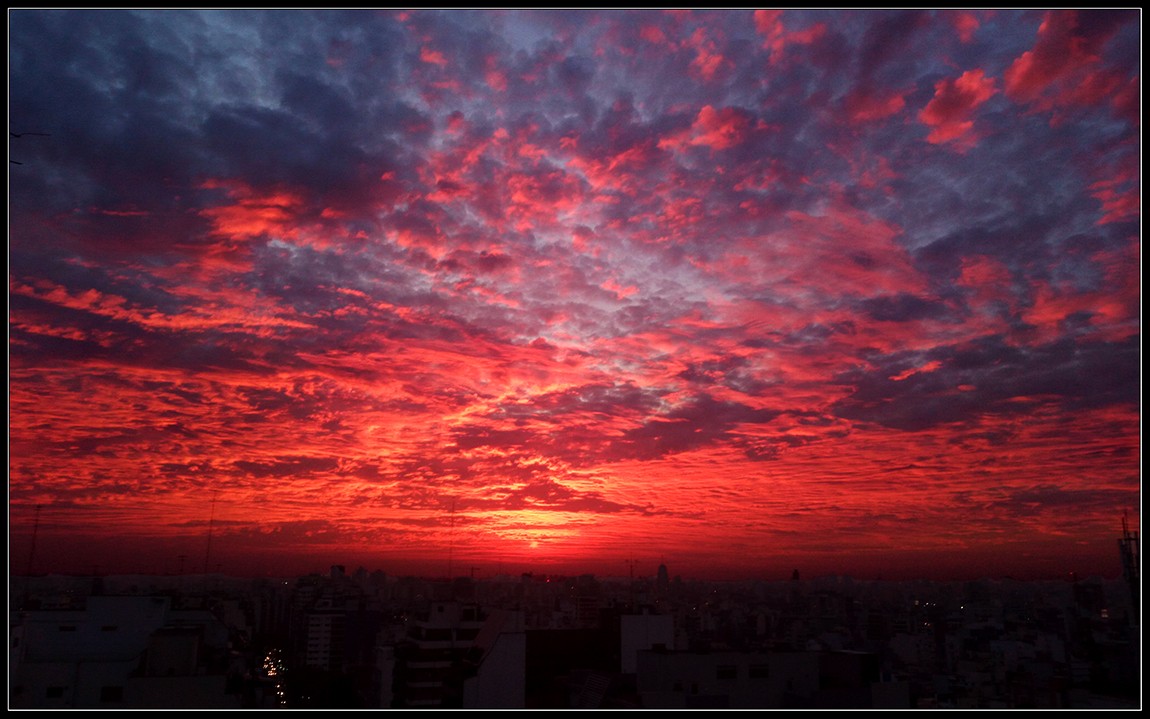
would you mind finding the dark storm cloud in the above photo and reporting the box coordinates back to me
[485,479,652,515]
[618,394,782,460]
[855,10,930,81]
[678,355,774,395]
[9,9,421,232]
[9,12,210,212]
[248,241,377,319]
[528,382,664,418]
[233,456,341,478]
[202,104,354,191]
[858,293,955,323]
[989,484,1139,519]
[831,334,1139,430]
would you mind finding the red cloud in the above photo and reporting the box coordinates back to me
[956,255,1015,316]
[1091,175,1140,226]
[919,69,997,146]
[1004,10,1134,120]
[753,9,825,63]
[567,139,664,194]
[1090,186,1136,225]
[753,9,782,36]
[199,179,305,240]
[691,105,751,149]
[419,45,448,67]
[950,11,981,43]
[639,24,670,46]
[685,27,728,81]
[484,54,507,92]
[661,105,753,151]
[844,88,907,124]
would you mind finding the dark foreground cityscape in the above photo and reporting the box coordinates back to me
[9,548,1140,710]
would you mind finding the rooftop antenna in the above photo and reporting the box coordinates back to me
[1118,511,1139,624]
[25,504,42,577]
[21,504,43,608]
[626,557,638,609]
[177,553,188,593]
[447,496,456,581]
[204,493,218,574]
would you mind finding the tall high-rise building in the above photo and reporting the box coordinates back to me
[391,601,485,707]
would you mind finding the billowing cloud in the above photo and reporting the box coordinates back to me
[663,104,756,150]
[1004,9,1140,121]
[919,68,997,146]
[754,9,826,63]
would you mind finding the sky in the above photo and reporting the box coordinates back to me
[8,9,1141,581]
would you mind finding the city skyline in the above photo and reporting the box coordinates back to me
[8,10,1141,581]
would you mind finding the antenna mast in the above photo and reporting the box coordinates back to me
[1118,512,1139,624]
[204,494,217,574]
[447,497,456,580]
[21,505,42,608]
[25,504,42,577]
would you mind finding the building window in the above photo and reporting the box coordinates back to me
[57,625,77,632]
[45,687,66,699]
[749,664,770,679]
[716,665,738,680]
[100,686,124,703]
[101,625,118,632]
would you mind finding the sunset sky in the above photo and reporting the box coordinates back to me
[8,10,1141,581]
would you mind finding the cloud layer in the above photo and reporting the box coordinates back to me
[8,10,1140,580]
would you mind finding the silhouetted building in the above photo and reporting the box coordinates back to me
[391,601,485,708]
[637,648,817,708]
[9,596,241,708]
[461,609,526,708]
[304,608,345,671]
[621,611,674,673]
